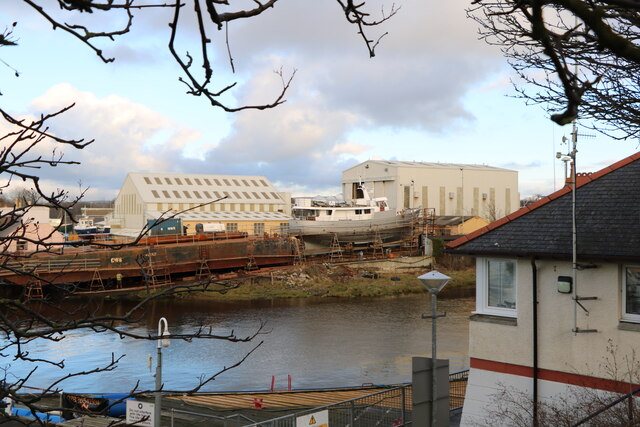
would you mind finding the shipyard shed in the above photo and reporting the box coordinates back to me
[342,160,519,221]
[112,172,291,234]
[146,210,291,236]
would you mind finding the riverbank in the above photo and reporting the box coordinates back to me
[198,263,475,300]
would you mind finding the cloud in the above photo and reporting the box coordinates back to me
[19,83,199,197]
[331,142,371,156]
[224,1,503,131]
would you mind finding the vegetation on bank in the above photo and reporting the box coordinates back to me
[198,264,475,300]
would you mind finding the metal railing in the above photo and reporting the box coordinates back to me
[160,370,468,427]
[241,385,412,427]
[2,258,102,275]
[169,407,257,427]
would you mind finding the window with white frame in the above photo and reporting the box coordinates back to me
[476,258,517,317]
[623,266,640,322]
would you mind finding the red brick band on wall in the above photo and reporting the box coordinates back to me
[470,357,640,394]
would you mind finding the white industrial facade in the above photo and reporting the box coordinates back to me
[113,172,291,234]
[342,160,519,220]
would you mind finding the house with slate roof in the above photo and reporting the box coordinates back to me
[447,153,640,425]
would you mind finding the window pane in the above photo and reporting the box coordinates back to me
[488,260,516,309]
[626,267,640,315]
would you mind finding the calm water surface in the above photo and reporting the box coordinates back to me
[3,295,474,393]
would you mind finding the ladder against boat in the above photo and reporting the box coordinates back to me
[245,241,259,271]
[141,246,173,288]
[197,246,212,280]
[329,234,343,262]
[293,237,305,265]
[371,229,384,258]
[25,272,44,300]
[89,269,105,292]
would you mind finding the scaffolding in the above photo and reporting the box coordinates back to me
[141,246,172,287]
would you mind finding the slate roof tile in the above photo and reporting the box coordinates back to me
[447,152,640,261]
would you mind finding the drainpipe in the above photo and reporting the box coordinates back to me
[531,258,539,427]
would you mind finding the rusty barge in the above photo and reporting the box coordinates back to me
[1,234,298,295]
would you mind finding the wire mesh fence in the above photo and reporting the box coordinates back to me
[165,370,469,427]
[242,385,412,427]
[449,369,469,411]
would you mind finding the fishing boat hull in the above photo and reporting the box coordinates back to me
[289,210,417,253]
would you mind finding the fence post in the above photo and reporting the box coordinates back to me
[401,386,406,426]
[350,400,355,426]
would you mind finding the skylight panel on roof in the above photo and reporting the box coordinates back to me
[251,180,259,186]
[252,192,261,199]
[185,178,192,185]
[232,179,240,186]
[260,179,268,186]
[270,192,279,199]
[194,178,202,185]
[151,190,160,198]
[144,177,152,185]
[162,190,170,198]
[262,192,270,199]
[223,179,230,186]
[223,191,230,197]
[193,191,202,199]
[173,191,181,198]
[232,192,241,198]
[243,192,251,199]
[164,178,172,185]
[155,177,162,185]
[212,191,220,198]
[183,191,191,198]
[175,178,183,185]
[213,179,221,185]
[242,179,250,186]
[204,178,212,185]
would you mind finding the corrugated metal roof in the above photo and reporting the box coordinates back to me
[367,160,513,171]
[146,211,291,222]
[128,173,285,204]
[345,160,515,172]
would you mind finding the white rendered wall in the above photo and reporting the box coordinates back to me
[466,257,640,425]
[342,162,519,220]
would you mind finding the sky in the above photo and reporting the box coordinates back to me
[1,1,638,201]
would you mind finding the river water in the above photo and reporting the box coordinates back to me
[3,295,474,394]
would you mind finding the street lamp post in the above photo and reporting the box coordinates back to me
[418,271,451,427]
[154,317,170,427]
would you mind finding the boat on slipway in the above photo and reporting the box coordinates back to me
[288,186,420,254]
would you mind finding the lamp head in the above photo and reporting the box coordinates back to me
[158,317,170,348]
[418,271,451,294]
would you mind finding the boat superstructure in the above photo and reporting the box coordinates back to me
[289,184,419,253]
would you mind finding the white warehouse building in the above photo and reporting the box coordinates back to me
[113,172,291,235]
[342,160,519,220]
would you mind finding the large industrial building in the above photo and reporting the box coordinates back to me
[112,173,291,235]
[342,160,519,221]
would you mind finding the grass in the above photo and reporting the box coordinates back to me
[196,264,476,300]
